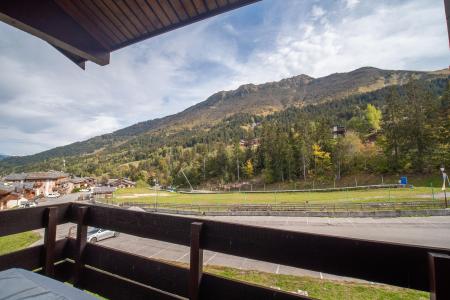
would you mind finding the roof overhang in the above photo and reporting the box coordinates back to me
[0,0,260,70]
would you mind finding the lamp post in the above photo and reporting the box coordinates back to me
[441,166,448,209]
[153,178,158,211]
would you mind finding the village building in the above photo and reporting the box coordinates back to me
[107,178,136,188]
[92,186,116,200]
[4,171,69,197]
[332,125,346,138]
[67,177,96,191]
[0,182,33,210]
[239,138,260,148]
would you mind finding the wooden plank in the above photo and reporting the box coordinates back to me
[0,239,67,272]
[216,0,228,8]
[75,0,125,44]
[189,222,203,300]
[205,0,218,10]
[43,207,58,277]
[126,0,157,32]
[429,252,450,300]
[55,0,118,48]
[146,0,172,26]
[110,0,260,50]
[82,242,189,297]
[80,266,185,300]
[101,0,141,38]
[0,0,109,65]
[180,0,199,17]
[115,0,150,35]
[191,0,207,14]
[158,0,181,24]
[169,0,189,21]
[200,273,310,300]
[93,0,136,40]
[0,203,71,237]
[135,0,164,29]
[74,204,450,291]
[73,206,88,288]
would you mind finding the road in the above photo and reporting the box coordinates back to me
[36,192,88,206]
[33,212,450,282]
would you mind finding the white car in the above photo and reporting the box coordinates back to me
[18,199,37,208]
[87,227,119,243]
[47,192,60,198]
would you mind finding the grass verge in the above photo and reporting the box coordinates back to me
[0,231,41,255]
[206,265,428,300]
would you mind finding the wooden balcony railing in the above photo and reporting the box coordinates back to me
[0,203,449,299]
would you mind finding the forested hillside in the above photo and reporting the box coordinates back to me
[1,75,448,188]
[2,67,447,170]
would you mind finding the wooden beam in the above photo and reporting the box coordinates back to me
[43,207,58,277]
[74,206,88,288]
[429,252,450,300]
[0,0,109,66]
[189,222,203,300]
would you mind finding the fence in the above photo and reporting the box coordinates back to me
[1,203,450,299]
[114,199,448,216]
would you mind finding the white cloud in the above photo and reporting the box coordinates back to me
[344,0,360,9]
[311,5,326,19]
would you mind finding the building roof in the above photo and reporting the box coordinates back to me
[0,0,260,69]
[4,171,69,181]
[70,177,86,184]
[93,186,116,194]
[0,182,14,195]
[3,173,27,181]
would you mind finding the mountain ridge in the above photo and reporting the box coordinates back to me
[2,66,448,170]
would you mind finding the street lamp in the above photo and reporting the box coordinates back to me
[441,166,448,209]
[153,178,158,211]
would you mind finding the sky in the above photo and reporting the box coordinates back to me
[0,0,448,156]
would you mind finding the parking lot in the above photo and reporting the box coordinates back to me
[34,213,450,282]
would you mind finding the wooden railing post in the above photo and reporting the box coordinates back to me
[429,252,450,300]
[189,222,203,300]
[74,206,88,288]
[43,206,57,277]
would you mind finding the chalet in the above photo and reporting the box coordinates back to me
[0,182,33,210]
[239,138,260,148]
[92,186,116,199]
[332,125,346,138]
[4,171,69,197]
[67,177,96,191]
[107,178,136,188]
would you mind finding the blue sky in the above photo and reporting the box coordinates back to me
[0,0,448,156]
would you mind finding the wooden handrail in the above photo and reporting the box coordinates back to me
[1,203,450,299]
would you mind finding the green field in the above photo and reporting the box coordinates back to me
[110,186,440,206]
[194,265,429,300]
[0,231,41,255]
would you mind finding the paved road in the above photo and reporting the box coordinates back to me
[36,192,88,206]
[34,214,450,282]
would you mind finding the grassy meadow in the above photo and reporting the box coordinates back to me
[110,185,441,206]
[0,231,41,255]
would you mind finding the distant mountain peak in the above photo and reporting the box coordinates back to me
[2,66,448,169]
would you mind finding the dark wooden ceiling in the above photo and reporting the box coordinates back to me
[0,0,260,69]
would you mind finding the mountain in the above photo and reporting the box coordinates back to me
[0,154,10,161]
[1,66,449,172]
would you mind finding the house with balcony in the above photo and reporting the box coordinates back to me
[4,171,69,197]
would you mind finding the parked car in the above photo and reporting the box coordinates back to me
[47,192,60,198]
[87,227,119,243]
[18,199,37,208]
[79,188,90,192]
